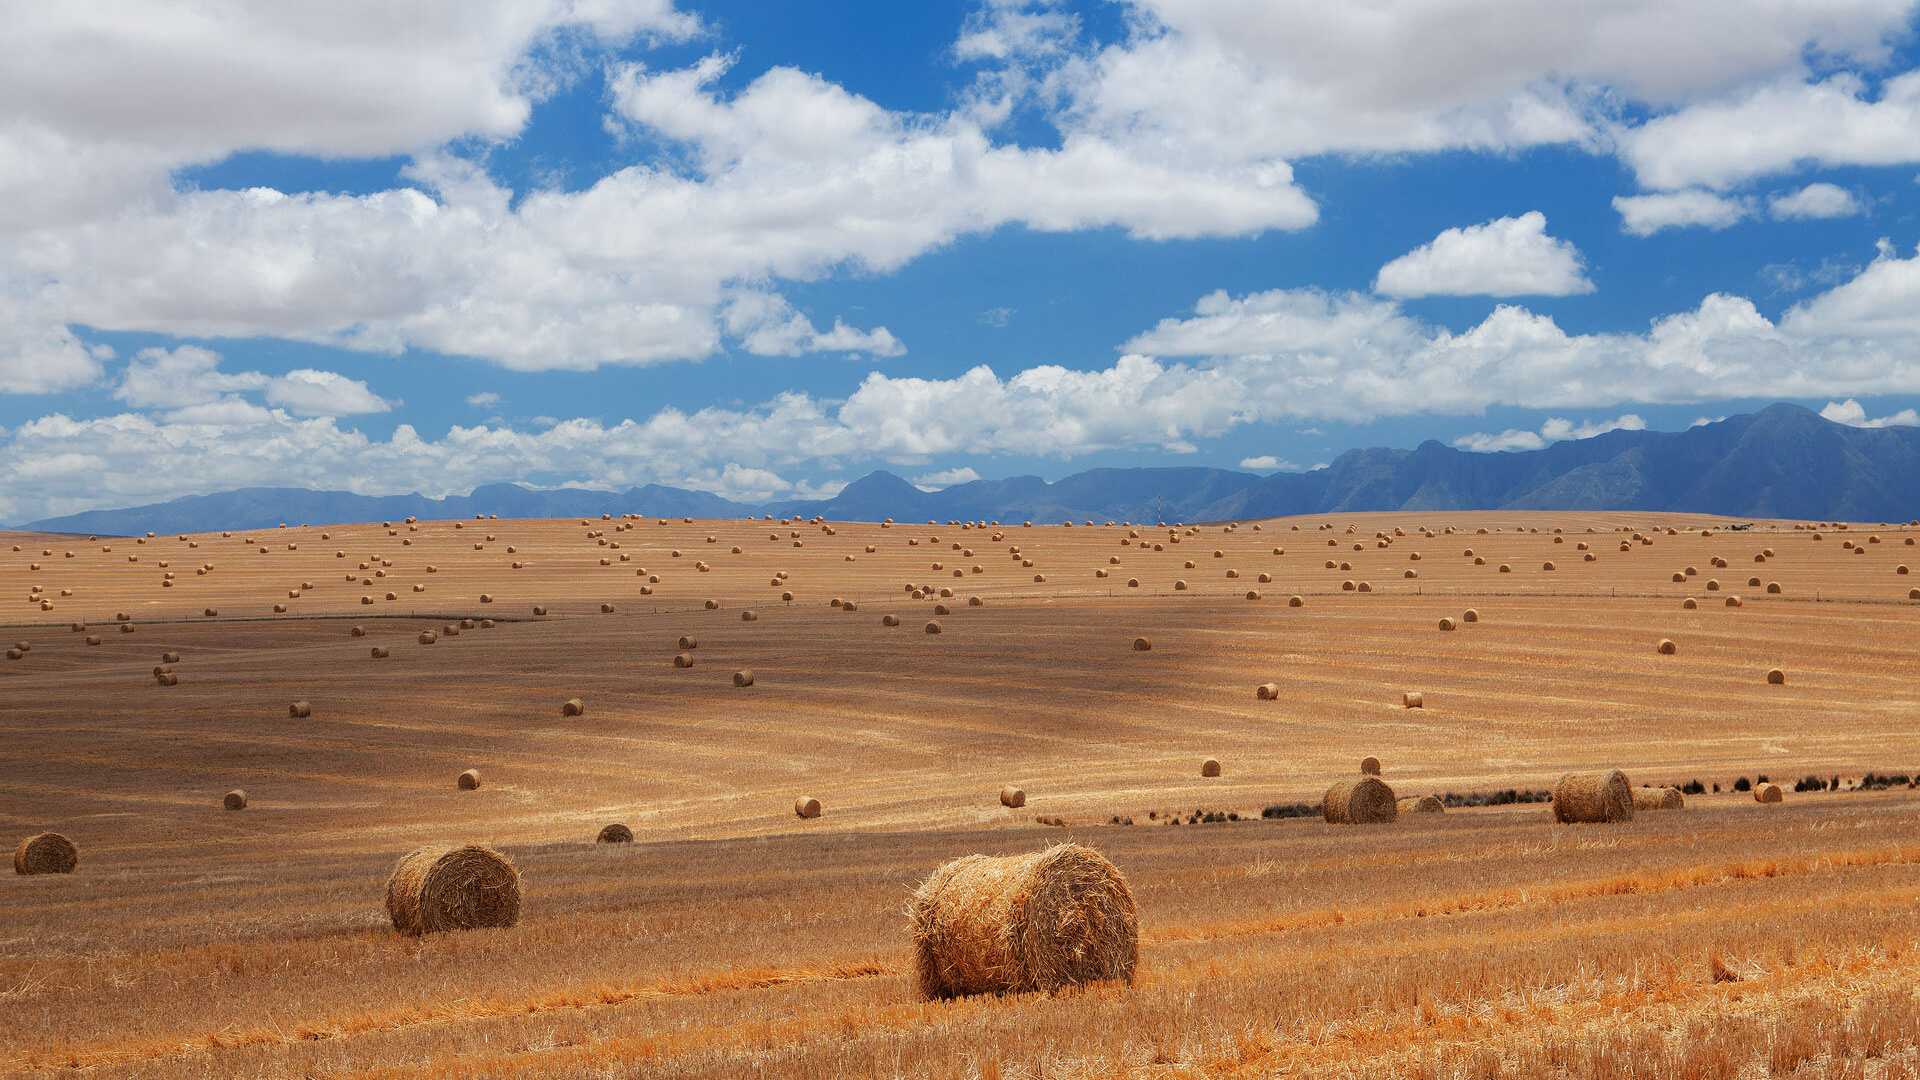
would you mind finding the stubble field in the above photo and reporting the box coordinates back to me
[4,509,1919,1078]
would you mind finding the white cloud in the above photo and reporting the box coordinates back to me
[1612,189,1754,235]
[1456,413,1646,452]
[263,369,394,417]
[1820,398,1920,427]
[112,345,390,418]
[722,291,903,358]
[1452,429,1545,452]
[1620,71,1920,191]
[1690,415,1727,427]
[466,391,503,408]
[1375,212,1592,298]
[1237,455,1292,470]
[1769,182,1863,220]
[911,467,982,491]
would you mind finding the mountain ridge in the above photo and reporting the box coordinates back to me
[19,404,1920,535]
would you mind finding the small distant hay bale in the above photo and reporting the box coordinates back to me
[733,669,754,687]
[1706,579,1720,591]
[1360,755,1382,775]
[1323,776,1396,824]
[1461,609,1479,623]
[1000,786,1026,808]
[908,843,1138,998]
[597,823,633,843]
[371,646,390,658]
[925,621,943,634]
[1633,786,1684,811]
[457,769,481,790]
[1553,770,1634,823]
[351,626,367,637]
[84,635,100,645]
[934,603,951,615]
[674,652,694,668]
[155,671,178,685]
[969,596,984,606]
[1201,758,1221,777]
[1542,561,1555,571]
[794,796,822,819]
[1126,578,1139,588]
[14,832,78,875]
[703,600,719,610]
[223,789,247,810]
[1498,564,1512,573]
[289,701,312,718]
[1766,667,1785,685]
[418,631,436,644]
[1438,617,1456,631]
[1132,637,1151,651]
[203,608,218,617]
[1725,596,1743,607]
[883,614,901,626]
[1683,598,1697,609]
[843,601,859,611]
[1256,682,1279,699]
[562,698,584,716]
[162,651,180,663]
[1657,639,1676,655]
[385,845,520,935]
[1766,582,1781,594]
[1289,595,1303,607]
[120,623,135,633]
[1403,691,1423,708]
[1754,782,1783,803]
[1397,795,1444,814]
[532,606,547,616]
[1173,579,1187,590]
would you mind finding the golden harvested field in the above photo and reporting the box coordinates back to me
[6,510,1920,1078]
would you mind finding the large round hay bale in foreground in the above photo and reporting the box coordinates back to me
[1324,776,1396,823]
[1553,770,1634,823]
[457,769,481,790]
[14,832,77,875]
[1755,782,1783,803]
[908,843,1137,999]
[1397,795,1444,814]
[223,789,247,810]
[1000,786,1026,808]
[1201,758,1221,777]
[385,845,521,935]
[794,796,822,819]
[1634,786,1684,811]
[596,823,633,844]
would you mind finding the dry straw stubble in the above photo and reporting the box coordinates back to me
[908,843,1138,998]
[385,844,521,935]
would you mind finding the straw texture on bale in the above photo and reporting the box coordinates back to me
[14,832,77,875]
[674,652,694,668]
[1256,682,1279,699]
[1201,758,1222,777]
[385,845,521,935]
[596,823,634,843]
[679,636,698,649]
[223,789,247,810]
[908,843,1138,999]
[1397,795,1444,814]
[795,796,822,819]
[1755,782,1784,803]
[1000,786,1026,808]
[733,669,754,686]
[1323,776,1396,824]
[1553,769,1635,823]
[1403,691,1424,708]
[457,769,481,790]
[1634,786,1685,811]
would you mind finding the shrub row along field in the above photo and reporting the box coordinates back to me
[5,510,1920,1077]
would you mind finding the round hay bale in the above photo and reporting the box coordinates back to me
[1397,795,1444,814]
[908,843,1138,998]
[678,635,698,649]
[1438,617,1456,631]
[1403,691,1424,708]
[741,610,758,621]
[1256,682,1279,699]
[1360,755,1382,775]
[1542,561,1555,571]
[1324,776,1396,823]
[457,769,481,790]
[385,845,520,935]
[14,832,78,875]
[1173,579,1186,590]
[223,789,247,810]
[418,631,436,645]
[674,653,694,668]
[733,669,754,687]
[1000,786,1026,808]
[703,600,719,610]
[1766,667,1785,685]
[84,635,100,646]
[1460,609,1479,623]
[1289,595,1303,607]
[795,796,822,819]
[162,652,180,663]
[532,606,546,616]
[1126,578,1139,588]
[1553,770,1634,823]
[562,698,584,717]
[1755,782,1783,803]
[925,621,943,634]
[1633,786,1684,811]
[203,608,218,617]
[155,671,177,685]
[1766,582,1781,594]
[120,623,135,633]
[883,614,900,626]
[1132,637,1150,651]
[597,823,634,843]
[843,601,859,612]
[1245,589,1261,600]
[1657,639,1676,655]
[1683,597,1697,609]
[351,626,367,637]
[1201,758,1221,777]
[1725,595,1743,607]
[289,701,312,718]
[371,646,389,658]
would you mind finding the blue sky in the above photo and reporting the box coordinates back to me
[4,1,1920,522]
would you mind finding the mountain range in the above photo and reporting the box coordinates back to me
[18,404,1920,535]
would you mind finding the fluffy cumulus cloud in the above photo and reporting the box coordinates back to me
[1612,189,1755,235]
[912,467,982,491]
[1453,414,1646,452]
[1375,212,1592,298]
[112,347,391,418]
[1769,182,1864,220]
[1820,398,1920,427]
